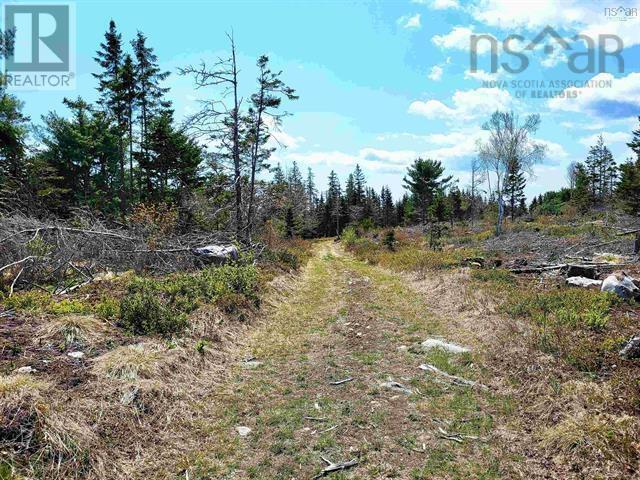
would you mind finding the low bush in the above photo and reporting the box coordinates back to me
[118,263,258,336]
[0,291,91,315]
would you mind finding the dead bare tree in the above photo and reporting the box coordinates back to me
[477,111,545,235]
[179,32,243,240]
[469,157,486,226]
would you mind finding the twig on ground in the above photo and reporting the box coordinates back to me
[329,377,353,386]
[313,456,358,479]
[419,364,488,390]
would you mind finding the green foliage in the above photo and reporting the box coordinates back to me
[616,158,640,215]
[118,264,258,336]
[195,339,208,354]
[341,226,359,248]
[383,229,396,251]
[120,288,186,336]
[0,291,90,315]
[94,296,120,319]
[403,158,452,224]
[471,269,515,285]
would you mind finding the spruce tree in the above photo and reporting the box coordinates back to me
[503,158,526,220]
[403,158,452,224]
[132,31,170,195]
[94,20,127,214]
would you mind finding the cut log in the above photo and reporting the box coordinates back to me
[566,277,602,289]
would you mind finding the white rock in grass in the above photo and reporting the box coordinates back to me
[421,338,469,354]
[601,272,640,299]
[14,366,36,374]
[67,351,85,359]
[236,426,252,437]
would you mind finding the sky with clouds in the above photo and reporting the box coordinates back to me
[12,0,640,199]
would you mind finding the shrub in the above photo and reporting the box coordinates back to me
[119,289,187,336]
[341,226,359,248]
[118,264,258,336]
[94,296,120,319]
[383,229,396,251]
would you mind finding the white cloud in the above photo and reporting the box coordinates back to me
[264,117,306,149]
[409,87,513,120]
[412,0,460,9]
[433,26,494,53]
[578,131,631,147]
[466,0,640,48]
[548,72,640,118]
[428,65,444,81]
[472,0,589,30]
[284,148,418,173]
[560,121,605,131]
[464,69,501,82]
[409,99,455,118]
[398,13,422,29]
[537,140,569,163]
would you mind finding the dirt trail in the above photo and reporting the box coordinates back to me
[178,240,525,479]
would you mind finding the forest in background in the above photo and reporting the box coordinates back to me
[1,21,640,246]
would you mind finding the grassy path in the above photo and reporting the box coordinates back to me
[181,241,511,479]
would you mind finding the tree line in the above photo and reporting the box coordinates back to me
[2,20,640,241]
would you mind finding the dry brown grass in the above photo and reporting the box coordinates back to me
[540,413,640,466]
[0,374,104,478]
[36,314,108,350]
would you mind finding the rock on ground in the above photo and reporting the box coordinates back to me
[236,426,252,437]
[422,338,470,354]
[601,272,640,299]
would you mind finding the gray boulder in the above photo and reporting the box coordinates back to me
[193,245,239,263]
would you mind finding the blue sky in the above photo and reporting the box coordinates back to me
[9,0,640,199]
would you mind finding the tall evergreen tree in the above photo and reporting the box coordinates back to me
[120,54,137,196]
[503,158,526,220]
[94,20,127,215]
[403,158,452,224]
[132,31,171,195]
[244,55,297,238]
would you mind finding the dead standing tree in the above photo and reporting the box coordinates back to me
[179,32,243,240]
[477,111,545,235]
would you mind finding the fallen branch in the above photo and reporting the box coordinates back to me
[329,377,353,386]
[303,416,328,422]
[0,226,137,244]
[313,457,358,479]
[0,256,36,274]
[437,427,480,444]
[509,264,567,274]
[9,267,24,297]
[617,228,640,236]
[419,364,488,390]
